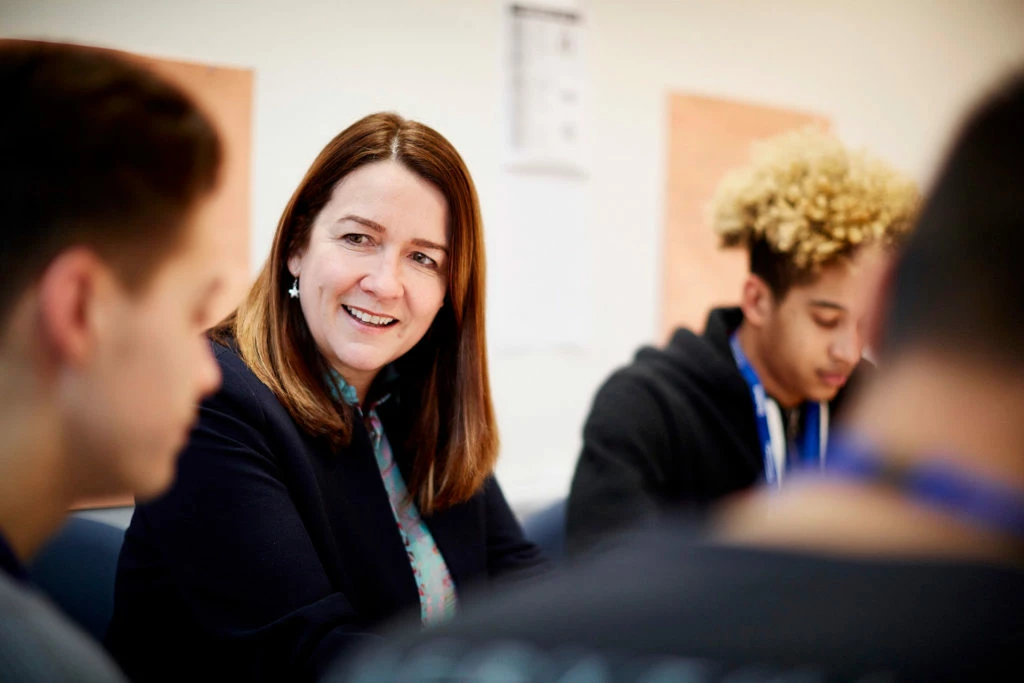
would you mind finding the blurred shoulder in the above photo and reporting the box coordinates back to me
[0,574,127,682]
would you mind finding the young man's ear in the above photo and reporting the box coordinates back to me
[36,248,110,367]
[739,274,775,328]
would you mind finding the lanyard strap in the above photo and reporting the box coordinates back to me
[825,432,1024,540]
[730,333,827,486]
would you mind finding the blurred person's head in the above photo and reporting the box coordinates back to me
[880,77,1024,373]
[710,130,919,406]
[0,40,225,508]
[217,112,496,515]
[861,71,1024,488]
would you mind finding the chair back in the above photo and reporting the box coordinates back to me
[28,516,126,641]
[522,498,567,562]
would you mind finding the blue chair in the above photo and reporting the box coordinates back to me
[28,516,126,641]
[521,498,567,563]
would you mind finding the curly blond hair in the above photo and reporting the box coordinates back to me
[709,129,920,279]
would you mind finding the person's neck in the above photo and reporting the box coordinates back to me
[0,366,70,563]
[846,350,1024,488]
[341,371,374,407]
[718,350,1024,564]
[735,320,803,409]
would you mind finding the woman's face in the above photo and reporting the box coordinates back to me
[287,160,449,399]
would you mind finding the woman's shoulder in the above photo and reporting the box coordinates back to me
[209,340,264,395]
[203,339,285,425]
[210,338,252,379]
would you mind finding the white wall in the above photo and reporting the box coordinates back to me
[5,0,1023,510]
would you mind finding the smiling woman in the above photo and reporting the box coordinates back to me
[286,161,450,402]
[105,113,547,683]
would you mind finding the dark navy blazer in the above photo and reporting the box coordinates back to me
[106,342,546,683]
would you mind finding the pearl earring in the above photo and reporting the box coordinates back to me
[288,278,300,299]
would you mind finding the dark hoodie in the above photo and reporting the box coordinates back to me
[566,307,866,555]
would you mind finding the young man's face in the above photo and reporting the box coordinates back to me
[66,198,225,501]
[758,246,888,405]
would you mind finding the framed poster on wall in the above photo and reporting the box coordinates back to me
[503,2,586,175]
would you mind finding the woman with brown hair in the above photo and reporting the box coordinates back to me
[106,112,546,683]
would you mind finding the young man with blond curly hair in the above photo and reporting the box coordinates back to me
[567,130,919,554]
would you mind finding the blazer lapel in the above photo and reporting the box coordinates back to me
[313,417,420,611]
[380,400,485,590]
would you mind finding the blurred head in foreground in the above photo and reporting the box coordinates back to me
[0,40,225,558]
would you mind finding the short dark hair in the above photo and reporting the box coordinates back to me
[0,40,222,326]
[883,71,1024,365]
[747,238,814,297]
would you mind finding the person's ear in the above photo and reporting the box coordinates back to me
[36,248,110,367]
[739,274,775,328]
[287,250,304,279]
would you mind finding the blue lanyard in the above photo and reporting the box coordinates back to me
[730,333,823,486]
[825,432,1024,541]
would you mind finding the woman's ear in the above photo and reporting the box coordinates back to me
[739,274,775,328]
[287,251,302,279]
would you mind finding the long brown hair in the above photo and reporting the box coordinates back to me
[212,112,497,514]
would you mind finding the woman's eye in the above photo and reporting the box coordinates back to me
[342,233,371,246]
[814,317,840,329]
[411,252,438,268]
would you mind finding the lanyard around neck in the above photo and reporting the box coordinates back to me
[730,333,828,487]
[825,432,1024,541]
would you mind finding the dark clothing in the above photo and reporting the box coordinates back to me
[0,571,129,683]
[567,307,866,554]
[0,530,27,582]
[0,531,127,682]
[331,527,1024,682]
[106,342,546,683]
